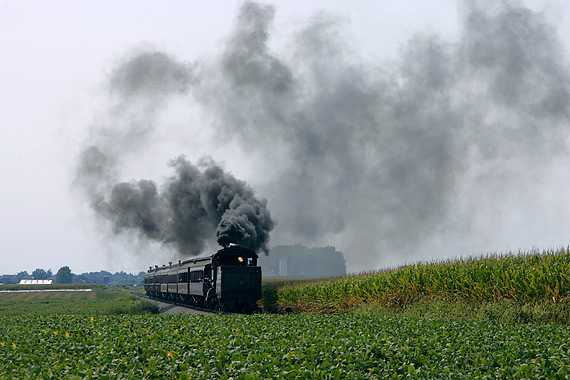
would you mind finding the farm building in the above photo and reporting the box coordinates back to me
[259,245,346,278]
[18,279,53,285]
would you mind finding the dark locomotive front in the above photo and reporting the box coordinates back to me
[213,246,261,313]
[143,245,261,313]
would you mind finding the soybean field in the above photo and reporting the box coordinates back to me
[2,314,570,379]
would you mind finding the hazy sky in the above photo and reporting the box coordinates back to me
[1,0,569,275]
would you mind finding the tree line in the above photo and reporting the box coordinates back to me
[0,266,144,285]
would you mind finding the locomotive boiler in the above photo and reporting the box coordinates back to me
[143,245,261,313]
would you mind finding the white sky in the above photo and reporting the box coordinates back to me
[1,0,568,275]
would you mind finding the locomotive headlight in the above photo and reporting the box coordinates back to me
[238,256,244,263]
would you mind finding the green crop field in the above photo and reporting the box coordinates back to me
[275,247,570,323]
[3,248,570,378]
[2,314,570,379]
[0,285,158,316]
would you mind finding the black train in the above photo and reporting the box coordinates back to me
[144,245,261,313]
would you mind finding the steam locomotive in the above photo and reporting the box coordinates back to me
[143,245,261,313]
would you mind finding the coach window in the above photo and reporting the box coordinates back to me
[204,265,211,279]
[190,270,204,282]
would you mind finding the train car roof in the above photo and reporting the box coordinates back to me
[145,245,258,273]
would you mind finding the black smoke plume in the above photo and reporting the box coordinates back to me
[75,1,570,270]
[77,149,273,254]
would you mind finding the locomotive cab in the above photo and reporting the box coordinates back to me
[214,246,258,267]
[213,246,261,313]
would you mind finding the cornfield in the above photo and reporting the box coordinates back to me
[277,247,570,313]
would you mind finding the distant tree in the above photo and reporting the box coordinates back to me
[16,271,29,281]
[76,270,112,284]
[32,268,49,280]
[74,270,145,284]
[55,266,73,284]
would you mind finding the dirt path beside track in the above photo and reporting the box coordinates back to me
[136,294,213,315]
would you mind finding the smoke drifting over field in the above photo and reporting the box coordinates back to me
[75,51,273,255]
[75,1,569,269]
